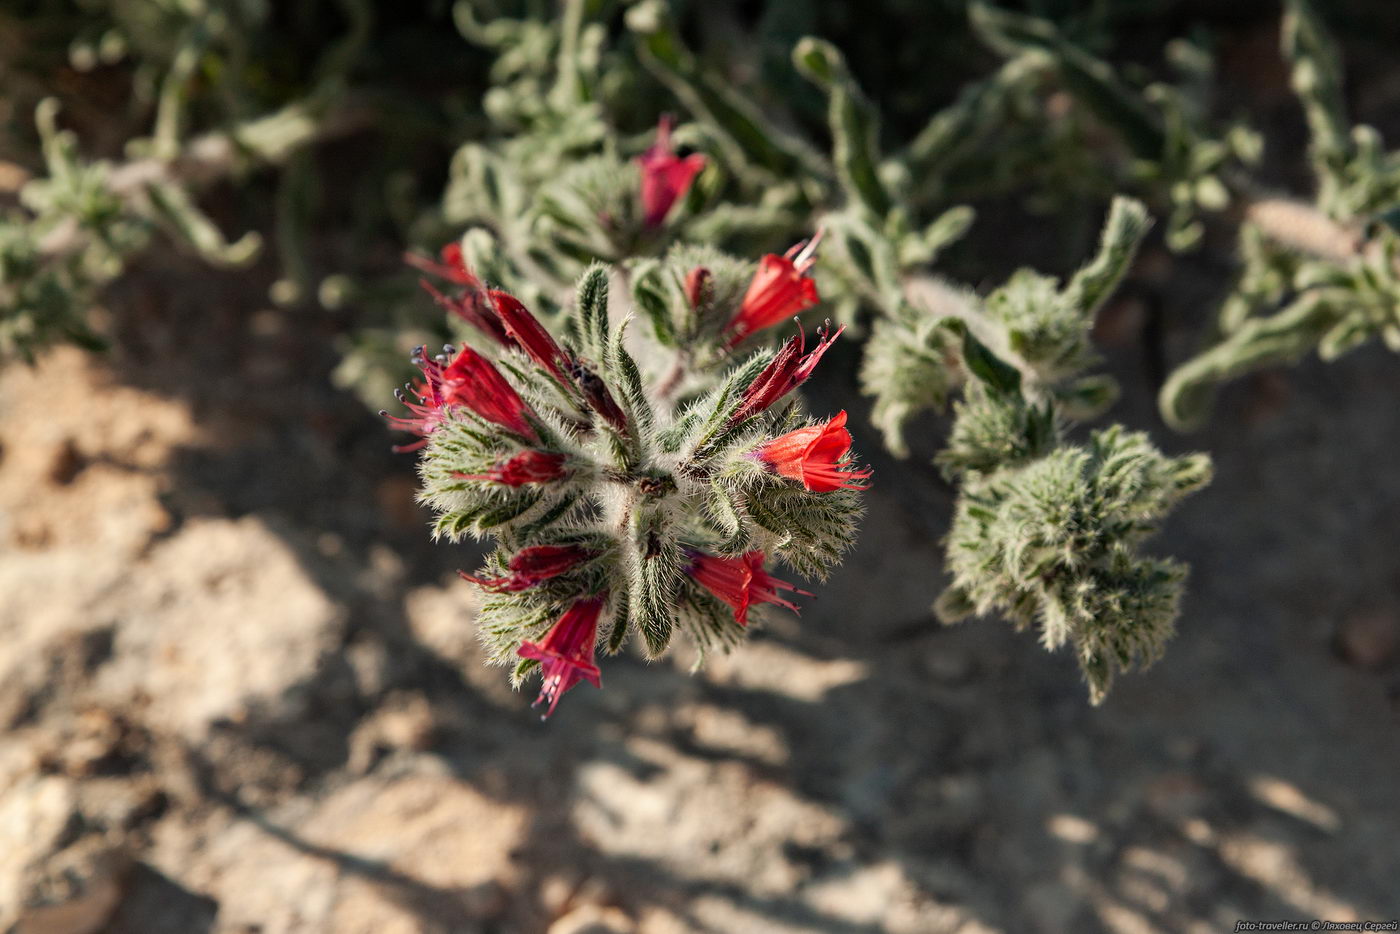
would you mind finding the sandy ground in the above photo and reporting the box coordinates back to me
[2,241,1399,934]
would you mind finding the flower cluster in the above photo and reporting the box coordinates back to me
[387,238,868,717]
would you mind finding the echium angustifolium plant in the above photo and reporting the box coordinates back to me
[386,173,869,715]
[12,0,1219,705]
[748,28,1214,702]
[369,2,1214,705]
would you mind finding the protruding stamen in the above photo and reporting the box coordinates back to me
[789,227,825,272]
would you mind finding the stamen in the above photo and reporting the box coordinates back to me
[790,227,825,271]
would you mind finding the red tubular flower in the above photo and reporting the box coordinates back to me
[409,244,512,348]
[754,410,872,492]
[490,291,571,381]
[381,345,457,452]
[686,551,810,626]
[420,277,513,349]
[460,544,592,592]
[408,243,575,378]
[724,235,822,346]
[518,596,606,718]
[638,115,706,228]
[440,345,539,441]
[404,242,474,284]
[456,450,568,486]
[729,322,845,425]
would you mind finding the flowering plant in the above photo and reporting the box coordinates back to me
[373,6,1216,712]
[388,232,867,715]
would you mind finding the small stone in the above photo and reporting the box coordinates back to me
[47,440,84,486]
[1335,610,1400,670]
[0,160,31,192]
[11,516,52,550]
[14,841,131,934]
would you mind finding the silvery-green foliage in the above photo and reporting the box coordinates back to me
[858,308,964,458]
[966,2,1400,431]
[938,424,1212,703]
[718,14,1209,701]
[630,244,753,358]
[937,381,1059,481]
[968,2,1260,252]
[2,0,370,361]
[920,211,1209,701]
[1159,0,1400,429]
[3,97,262,359]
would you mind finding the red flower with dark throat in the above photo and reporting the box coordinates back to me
[686,551,810,626]
[729,322,844,425]
[724,235,822,346]
[518,596,606,718]
[754,410,872,492]
[638,115,706,228]
[456,450,568,486]
[441,345,539,441]
[461,544,591,593]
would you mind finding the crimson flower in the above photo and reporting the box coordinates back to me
[518,596,606,718]
[728,322,844,425]
[754,410,872,492]
[384,344,539,448]
[489,291,572,381]
[404,242,474,285]
[455,450,568,486]
[440,345,539,441]
[409,245,512,347]
[409,243,575,381]
[380,345,457,452]
[724,235,822,346]
[686,551,810,627]
[638,115,706,228]
[461,544,592,593]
